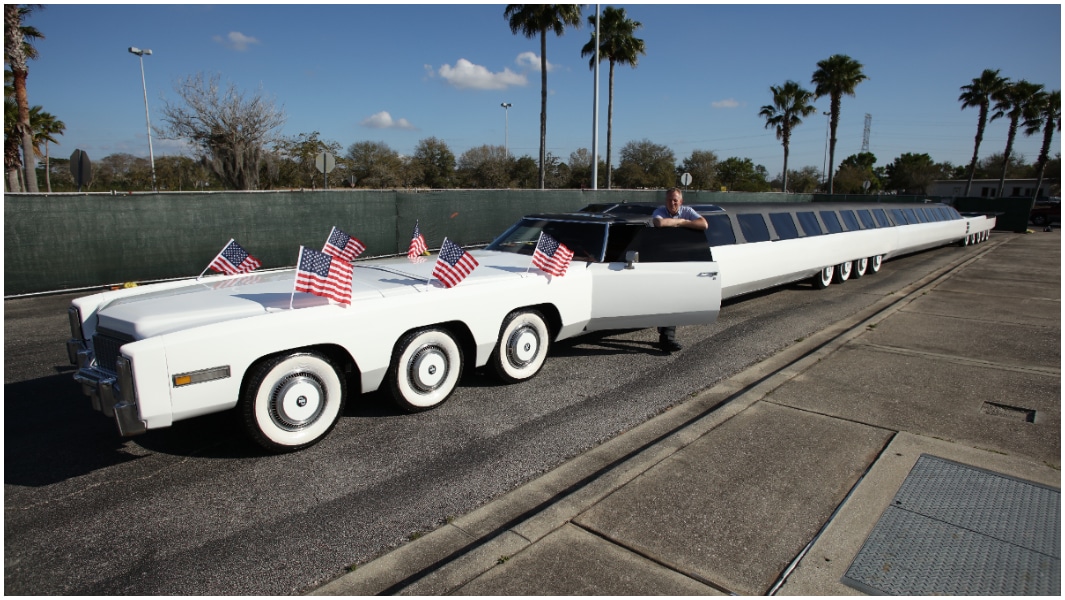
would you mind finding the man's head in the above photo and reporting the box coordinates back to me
[665,187,684,215]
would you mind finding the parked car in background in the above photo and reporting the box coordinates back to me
[1029,199,1060,227]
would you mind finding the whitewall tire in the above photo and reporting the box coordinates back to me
[241,352,346,453]
[491,309,550,383]
[389,328,463,412]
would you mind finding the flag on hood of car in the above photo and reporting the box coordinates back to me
[532,232,574,277]
[207,239,262,275]
[432,238,479,288]
[408,221,428,262]
[294,246,353,305]
[322,226,366,262]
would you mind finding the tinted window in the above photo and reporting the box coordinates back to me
[769,213,799,240]
[914,208,929,223]
[705,214,736,246]
[857,209,877,229]
[889,209,907,225]
[946,207,963,220]
[839,210,860,230]
[903,208,919,224]
[820,211,844,233]
[487,218,607,262]
[796,212,822,236]
[873,208,892,227]
[737,213,771,243]
[625,227,714,263]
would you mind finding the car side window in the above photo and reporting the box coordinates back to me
[796,212,822,236]
[857,209,877,229]
[625,227,714,262]
[839,210,860,230]
[704,214,737,247]
[820,211,844,233]
[737,214,771,243]
[769,212,799,240]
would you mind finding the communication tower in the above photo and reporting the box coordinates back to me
[861,114,872,153]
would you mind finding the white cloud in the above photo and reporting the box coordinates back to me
[515,51,556,73]
[437,58,527,90]
[712,99,741,109]
[213,31,260,51]
[361,111,416,130]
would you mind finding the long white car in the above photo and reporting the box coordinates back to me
[67,214,722,452]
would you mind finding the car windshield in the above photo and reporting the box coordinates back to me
[485,218,608,262]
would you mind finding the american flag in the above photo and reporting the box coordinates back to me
[208,239,262,275]
[294,246,353,305]
[408,221,428,261]
[432,238,479,288]
[532,232,574,277]
[322,226,366,262]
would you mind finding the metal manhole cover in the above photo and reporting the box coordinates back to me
[843,454,1060,595]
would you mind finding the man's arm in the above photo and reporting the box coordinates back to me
[654,214,708,230]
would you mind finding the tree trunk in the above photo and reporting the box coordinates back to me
[827,95,840,194]
[997,119,1018,197]
[44,140,51,193]
[964,108,987,197]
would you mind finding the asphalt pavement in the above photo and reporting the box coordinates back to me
[311,229,1061,596]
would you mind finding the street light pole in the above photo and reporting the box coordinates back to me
[129,46,157,191]
[500,102,512,157]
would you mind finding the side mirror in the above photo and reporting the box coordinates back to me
[625,250,639,269]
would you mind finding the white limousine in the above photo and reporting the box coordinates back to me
[67,214,722,452]
[584,200,995,299]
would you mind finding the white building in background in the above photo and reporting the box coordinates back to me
[929,178,1059,199]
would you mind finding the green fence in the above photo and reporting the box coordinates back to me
[4,189,1025,295]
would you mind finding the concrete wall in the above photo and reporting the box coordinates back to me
[6,189,1019,296]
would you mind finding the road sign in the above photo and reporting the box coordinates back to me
[680,172,692,187]
[69,149,92,191]
[315,152,336,174]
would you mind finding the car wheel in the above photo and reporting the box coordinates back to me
[241,352,346,453]
[389,328,463,413]
[812,266,834,289]
[491,309,550,383]
[851,257,868,279]
[834,261,852,283]
[868,255,883,274]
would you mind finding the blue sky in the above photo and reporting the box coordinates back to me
[24,2,1062,178]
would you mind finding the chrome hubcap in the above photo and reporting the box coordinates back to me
[506,324,540,368]
[270,372,325,431]
[408,344,448,393]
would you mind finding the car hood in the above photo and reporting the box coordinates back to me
[94,251,544,339]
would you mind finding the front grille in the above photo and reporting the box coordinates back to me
[92,330,134,374]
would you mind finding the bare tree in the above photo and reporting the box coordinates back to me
[158,73,285,190]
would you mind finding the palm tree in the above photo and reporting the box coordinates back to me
[4,4,43,193]
[30,106,64,193]
[504,4,582,189]
[580,6,644,190]
[811,54,867,194]
[992,79,1044,197]
[759,81,817,193]
[958,69,1009,197]
[1024,89,1060,200]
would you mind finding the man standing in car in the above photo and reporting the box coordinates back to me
[652,187,708,352]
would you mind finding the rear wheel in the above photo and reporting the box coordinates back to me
[834,261,852,283]
[812,266,833,289]
[868,255,883,274]
[851,257,868,279]
[491,309,550,383]
[241,352,346,453]
[389,328,463,413]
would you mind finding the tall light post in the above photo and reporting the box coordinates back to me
[500,102,512,157]
[128,46,157,191]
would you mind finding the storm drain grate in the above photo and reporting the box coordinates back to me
[843,454,1060,595]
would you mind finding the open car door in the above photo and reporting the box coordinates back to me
[586,227,721,331]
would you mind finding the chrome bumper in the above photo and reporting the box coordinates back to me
[67,339,147,437]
